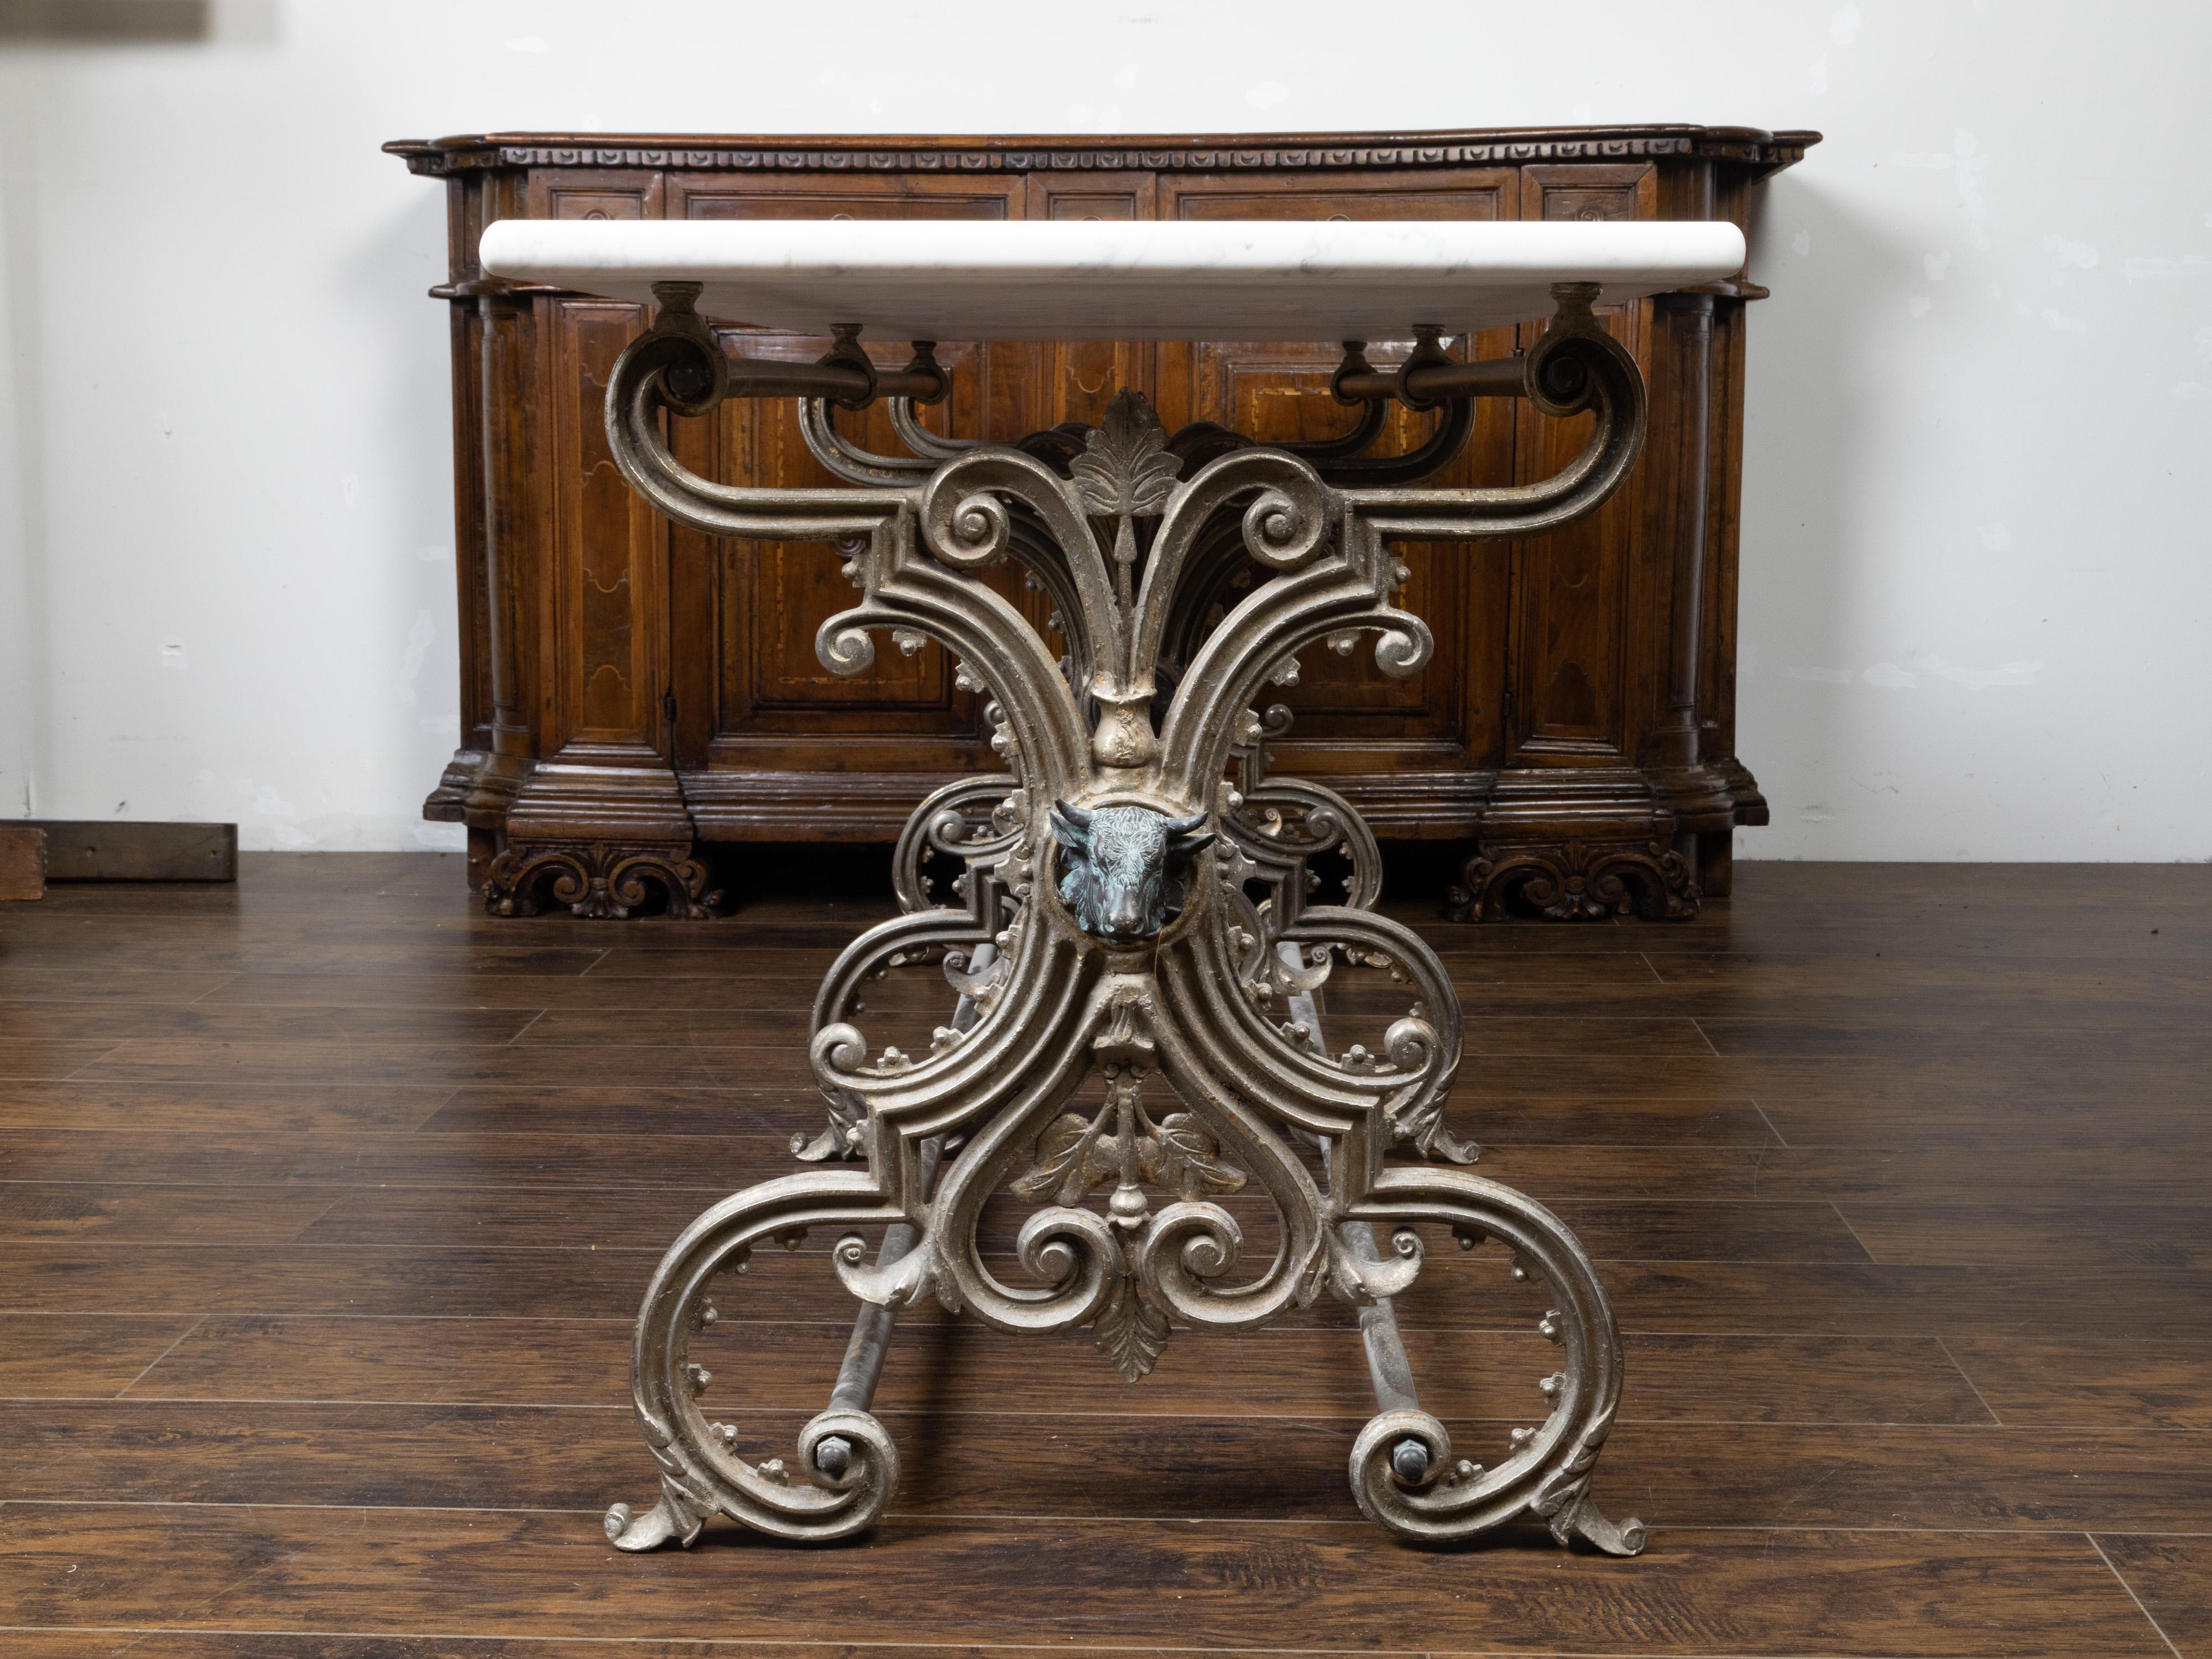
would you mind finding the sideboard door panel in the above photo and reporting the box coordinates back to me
[515,166,675,766]
[1154,173,1519,823]
[551,301,667,757]
[1027,174,1157,428]
[664,178,1029,805]
[526,167,666,224]
[1204,342,1469,732]
[708,334,987,742]
[1507,164,1655,766]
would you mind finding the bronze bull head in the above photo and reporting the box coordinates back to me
[1051,801,1215,944]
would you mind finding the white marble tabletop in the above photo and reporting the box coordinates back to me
[478,218,1746,341]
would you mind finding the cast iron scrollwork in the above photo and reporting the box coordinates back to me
[597,280,1646,1554]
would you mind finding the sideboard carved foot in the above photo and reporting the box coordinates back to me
[1450,834,1698,923]
[484,840,721,919]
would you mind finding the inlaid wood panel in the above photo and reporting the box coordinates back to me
[1029,172,1156,424]
[1522,161,1654,225]
[713,340,969,714]
[525,165,664,225]
[1505,165,1656,764]
[1197,342,1474,733]
[549,301,665,753]
[664,176,1026,780]
[1155,171,1521,769]
[444,304,494,770]
[1161,176,1515,223]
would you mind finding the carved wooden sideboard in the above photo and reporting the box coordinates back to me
[385,125,1816,919]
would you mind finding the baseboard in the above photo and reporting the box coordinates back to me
[0,824,45,900]
[29,821,238,881]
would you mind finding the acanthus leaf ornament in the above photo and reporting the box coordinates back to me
[1146,1112,1246,1199]
[1092,1276,1173,1382]
[592,286,1647,1554]
[1070,388,1181,607]
[1011,1110,1119,1204]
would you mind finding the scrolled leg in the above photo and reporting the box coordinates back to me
[605,1403,903,1551]
[606,1169,909,1548]
[577,325,1657,1558]
[1343,1164,1645,1554]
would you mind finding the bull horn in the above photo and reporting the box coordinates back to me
[1048,801,1093,845]
[1161,809,1209,837]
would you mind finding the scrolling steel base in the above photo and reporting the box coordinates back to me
[597,284,1646,1554]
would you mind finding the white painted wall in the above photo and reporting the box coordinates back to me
[1,0,2206,859]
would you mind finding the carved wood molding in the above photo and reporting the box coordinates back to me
[384,126,1819,180]
[484,839,720,920]
[1449,833,1698,923]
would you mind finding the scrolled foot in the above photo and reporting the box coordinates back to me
[605,1409,900,1551]
[603,1488,705,1552]
[1545,1491,1647,1556]
[486,842,721,921]
[793,1407,901,1528]
[1348,1408,1453,1529]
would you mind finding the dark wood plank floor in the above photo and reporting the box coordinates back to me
[2,853,2206,1657]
